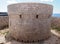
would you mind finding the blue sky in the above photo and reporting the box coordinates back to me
[0,0,60,14]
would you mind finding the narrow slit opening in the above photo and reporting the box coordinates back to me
[36,15,38,19]
[22,40,23,42]
[20,15,22,18]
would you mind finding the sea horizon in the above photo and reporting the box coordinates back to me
[52,13,60,17]
[0,12,60,17]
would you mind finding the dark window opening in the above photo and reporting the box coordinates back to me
[36,15,38,18]
[19,15,22,18]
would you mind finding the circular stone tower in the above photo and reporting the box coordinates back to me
[8,3,53,42]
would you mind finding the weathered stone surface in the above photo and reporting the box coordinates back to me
[8,3,53,42]
[8,3,53,19]
[5,32,60,44]
[0,29,60,44]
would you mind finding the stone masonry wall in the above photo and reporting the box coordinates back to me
[8,3,53,42]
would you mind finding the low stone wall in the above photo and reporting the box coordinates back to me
[0,16,9,29]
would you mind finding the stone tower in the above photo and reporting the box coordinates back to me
[8,3,53,42]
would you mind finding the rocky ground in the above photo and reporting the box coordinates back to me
[0,28,60,44]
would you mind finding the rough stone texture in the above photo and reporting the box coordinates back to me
[0,16,9,29]
[0,29,60,44]
[5,30,60,44]
[8,3,53,42]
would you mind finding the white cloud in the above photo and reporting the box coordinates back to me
[40,0,54,2]
[7,0,18,5]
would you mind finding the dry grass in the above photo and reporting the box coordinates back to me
[0,28,9,36]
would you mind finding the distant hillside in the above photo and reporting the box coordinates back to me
[0,12,8,16]
[0,16,9,29]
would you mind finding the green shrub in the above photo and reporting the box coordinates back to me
[51,26,60,31]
